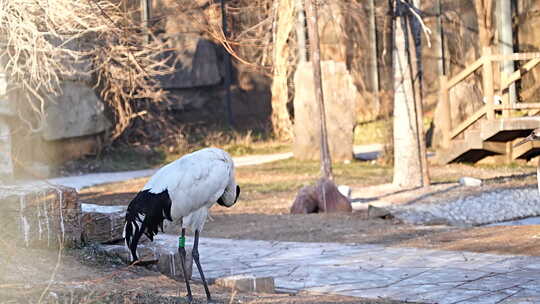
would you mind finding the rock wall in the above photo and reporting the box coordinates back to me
[152,0,272,128]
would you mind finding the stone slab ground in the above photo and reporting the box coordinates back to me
[100,235,540,304]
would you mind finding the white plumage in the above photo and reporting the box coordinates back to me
[143,147,238,231]
[123,147,240,302]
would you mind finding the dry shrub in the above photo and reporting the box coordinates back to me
[0,0,174,141]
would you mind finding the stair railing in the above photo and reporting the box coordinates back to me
[439,47,540,149]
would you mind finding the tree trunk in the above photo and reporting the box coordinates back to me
[304,0,332,180]
[475,0,494,48]
[295,0,307,63]
[392,0,429,189]
[270,0,295,140]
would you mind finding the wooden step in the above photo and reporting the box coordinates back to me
[512,140,540,160]
[481,117,540,142]
[436,130,505,164]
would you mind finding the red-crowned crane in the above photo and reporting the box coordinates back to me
[514,128,540,193]
[124,147,240,303]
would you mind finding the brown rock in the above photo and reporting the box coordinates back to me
[81,203,126,244]
[0,182,81,248]
[291,178,352,214]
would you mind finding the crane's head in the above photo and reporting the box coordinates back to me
[217,185,241,208]
[514,128,540,148]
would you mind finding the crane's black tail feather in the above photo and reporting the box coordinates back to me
[124,189,172,262]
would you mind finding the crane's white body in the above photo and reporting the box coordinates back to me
[124,147,239,263]
[143,147,237,231]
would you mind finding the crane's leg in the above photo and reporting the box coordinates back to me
[193,230,212,301]
[178,228,193,303]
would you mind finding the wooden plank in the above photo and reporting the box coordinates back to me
[446,57,484,89]
[512,140,540,160]
[490,52,540,61]
[502,57,540,89]
[439,76,452,148]
[494,103,540,110]
[483,141,507,154]
[450,105,487,139]
[500,73,511,118]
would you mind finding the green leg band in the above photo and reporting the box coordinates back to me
[179,236,186,248]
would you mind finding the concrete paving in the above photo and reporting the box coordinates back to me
[128,235,540,304]
[47,144,385,191]
[47,152,293,190]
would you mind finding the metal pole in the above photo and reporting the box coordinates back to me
[221,0,234,126]
[140,0,151,43]
[434,0,445,76]
[498,0,516,105]
[305,0,332,180]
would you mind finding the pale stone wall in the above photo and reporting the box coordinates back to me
[0,118,13,179]
[293,61,357,161]
[0,62,13,179]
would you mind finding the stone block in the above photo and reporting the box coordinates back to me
[41,81,110,141]
[367,205,392,219]
[99,243,193,280]
[0,182,81,248]
[215,275,275,293]
[81,203,127,244]
[293,61,356,161]
[459,177,482,187]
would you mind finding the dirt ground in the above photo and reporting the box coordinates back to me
[0,243,404,304]
[7,161,540,303]
[78,165,540,257]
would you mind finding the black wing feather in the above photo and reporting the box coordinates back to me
[124,189,173,262]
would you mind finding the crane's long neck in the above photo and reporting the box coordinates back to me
[217,185,240,207]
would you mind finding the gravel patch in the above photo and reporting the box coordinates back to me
[386,186,540,226]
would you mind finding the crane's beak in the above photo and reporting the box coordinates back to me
[514,134,535,148]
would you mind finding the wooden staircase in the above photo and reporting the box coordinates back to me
[436,48,540,164]
[437,117,540,163]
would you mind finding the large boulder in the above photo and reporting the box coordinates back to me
[0,61,14,179]
[0,118,13,179]
[293,61,357,161]
[42,81,110,141]
[290,178,352,214]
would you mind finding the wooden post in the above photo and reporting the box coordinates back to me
[483,47,495,120]
[500,72,511,118]
[439,75,451,148]
[505,141,513,164]
[140,0,151,43]
[304,0,333,180]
